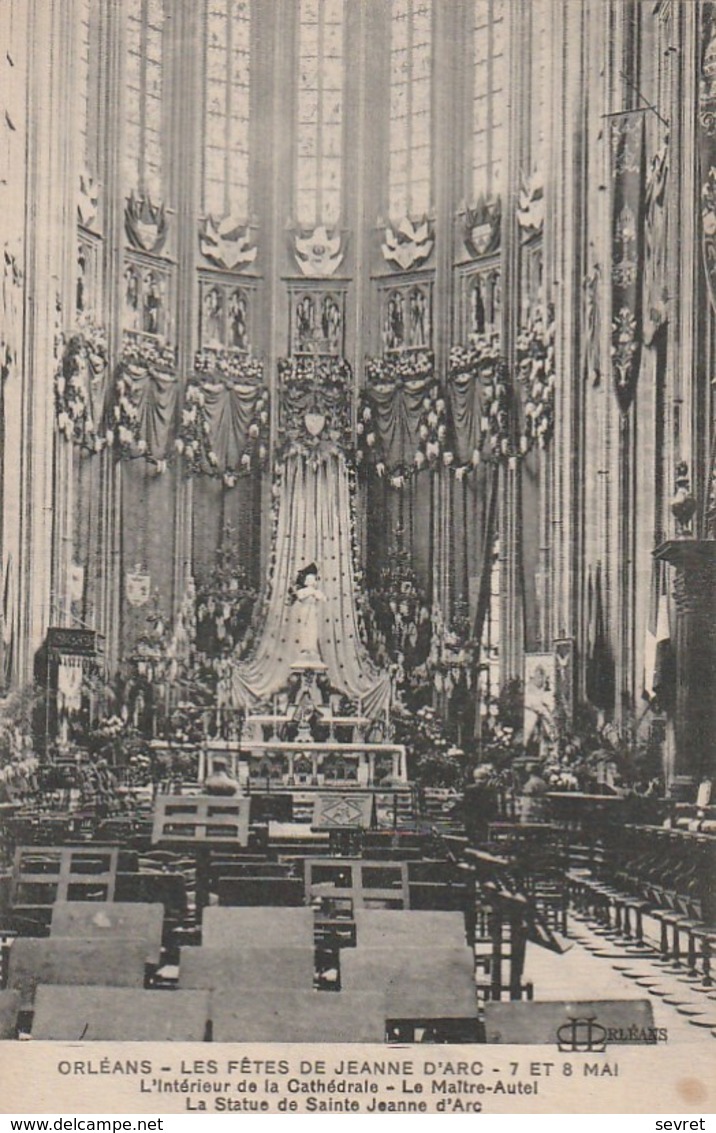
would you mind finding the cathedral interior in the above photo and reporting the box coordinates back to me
[0,0,715,1050]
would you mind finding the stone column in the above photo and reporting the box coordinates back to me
[367,751,376,787]
[653,539,716,793]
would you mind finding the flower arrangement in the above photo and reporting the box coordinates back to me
[177,364,269,483]
[121,334,176,373]
[54,320,109,452]
[390,702,463,788]
[516,306,556,452]
[364,348,434,385]
[194,347,264,385]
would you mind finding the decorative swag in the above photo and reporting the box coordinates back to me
[178,372,269,484]
[357,350,446,485]
[447,335,510,471]
[55,333,269,482]
[54,321,110,452]
[114,351,179,465]
[358,333,555,490]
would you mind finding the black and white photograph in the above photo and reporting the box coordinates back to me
[0,0,714,1116]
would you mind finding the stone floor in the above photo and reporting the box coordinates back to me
[522,914,716,1043]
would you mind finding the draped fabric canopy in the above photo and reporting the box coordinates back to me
[447,369,488,464]
[122,365,178,461]
[368,373,433,470]
[231,449,391,718]
[193,380,261,473]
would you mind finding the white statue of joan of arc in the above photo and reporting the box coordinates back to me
[292,563,326,663]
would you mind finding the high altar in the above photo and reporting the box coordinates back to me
[208,357,407,791]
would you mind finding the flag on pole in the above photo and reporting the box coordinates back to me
[643,559,675,709]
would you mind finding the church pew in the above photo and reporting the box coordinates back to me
[7,936,148,1008]
[31,986,211,1041]
[353,909,469,950]
[340,946,476,1019]
[114,871,187,917]
[408,881,470,910]
[484,998,655,1044]
[50,901,165,966]
[211,987,386,1043]
[0,989,21,1039]
[179,945,315,991]
[211,862,294,881]
[201,906,314,949]
[304,858,410,909]
[216,877,304,906]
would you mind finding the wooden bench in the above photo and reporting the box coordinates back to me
[211,987,386,1042]
[201,906,314,948]
[484,998,655,1044]
[352,909,468,950]
[31,986,211,1041]
[50,901,165,966]
[8,937,148,1007]
[0,989,21,1039]
[11,846,120,927]
[179,945,315,991]
[152,795,251,846]
[304,858,410,909]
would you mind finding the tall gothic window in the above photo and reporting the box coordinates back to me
[77,0,92,174]
[296,0,345,229]
[203,0,252,222]
[388,0,432,222]
[125,0,165,200]
[472,0,505,202]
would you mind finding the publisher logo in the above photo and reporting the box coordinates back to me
[557,1017,607,1053]
[555,1016,668,1050]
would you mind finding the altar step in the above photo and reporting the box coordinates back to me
[259,787,417,826]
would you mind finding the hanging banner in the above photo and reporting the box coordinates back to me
[642,141,669,345]
[125,565,151,608]
[609,110,646,414]
[699,5,716,313]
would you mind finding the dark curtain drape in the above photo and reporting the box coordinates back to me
[121,460,179,647]
[364,373,435,595]
[192,476,262,588]
[197,380,262,473]
[121,366,178,461]
[446,366,500,635]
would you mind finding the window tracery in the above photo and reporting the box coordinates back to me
[125,0,165,201]
[472,0,505,204]
[203,0,251,222]
[389,0,432,222]
[296,0,345,229]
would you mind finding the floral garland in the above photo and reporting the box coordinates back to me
[447,333,512,475]
[113,337,177,468]
[358,351,448,487]
[178,361,269,485]
[364,348,434,385]
[516,307,556,452]
[54,321,110,453]
[194,346,263,385]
